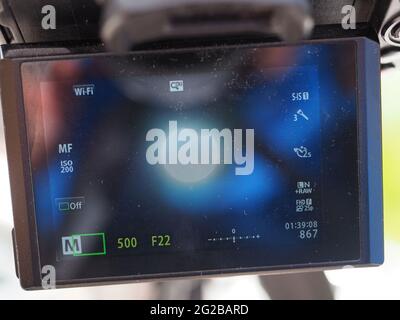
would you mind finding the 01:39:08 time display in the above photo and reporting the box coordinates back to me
[285,221,318,230]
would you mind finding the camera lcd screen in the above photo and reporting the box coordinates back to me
[20,40,360,282]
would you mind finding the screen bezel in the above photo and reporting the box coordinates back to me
[1,37,383,289]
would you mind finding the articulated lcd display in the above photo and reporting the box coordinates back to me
[20,40,364,283]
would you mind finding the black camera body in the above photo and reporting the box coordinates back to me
[0,1,395,46]
[0,0,394,289]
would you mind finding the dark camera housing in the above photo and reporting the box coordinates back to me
[0,0,390,290]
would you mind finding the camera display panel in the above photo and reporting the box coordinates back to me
[16,39,377,286]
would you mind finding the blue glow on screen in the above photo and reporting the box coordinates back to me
[154,156,283,213]
[27,42,357,258]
